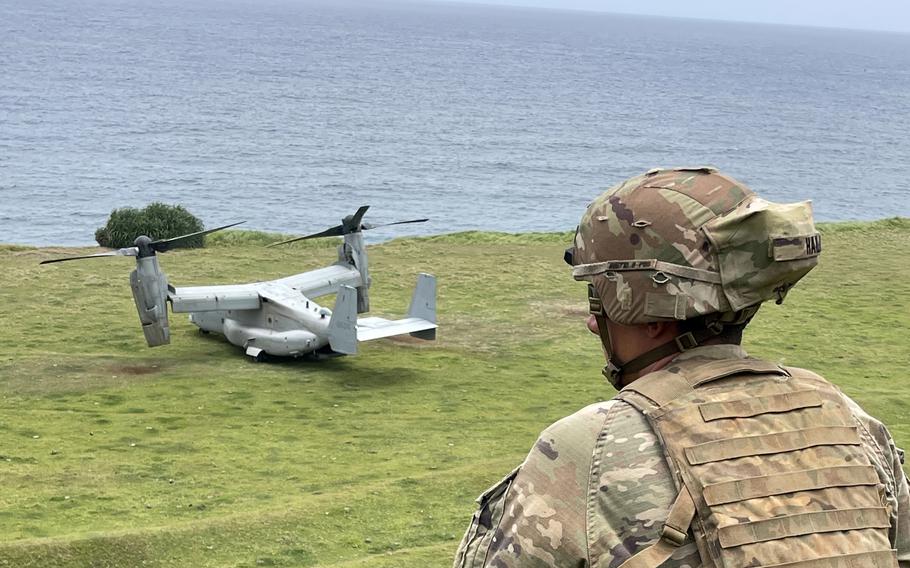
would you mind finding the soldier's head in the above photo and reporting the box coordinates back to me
[565,167,822,388]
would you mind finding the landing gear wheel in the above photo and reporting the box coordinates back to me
[245,345,267,362]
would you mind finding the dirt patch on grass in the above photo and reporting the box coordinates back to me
[0,358,173,396]
[530,300,588,318]
[383,335,436,348]
[107,363,164,376]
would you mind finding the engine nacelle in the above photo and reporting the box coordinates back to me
[129,255,170,347]
[340,231,371,313]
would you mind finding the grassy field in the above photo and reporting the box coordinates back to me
[0,219,908,567]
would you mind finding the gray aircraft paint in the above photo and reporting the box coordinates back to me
[43,210,436,360]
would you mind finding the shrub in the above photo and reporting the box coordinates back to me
[95,203,205,249]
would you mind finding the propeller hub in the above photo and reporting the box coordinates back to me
[341,214,362,234]
[134,235,155,257]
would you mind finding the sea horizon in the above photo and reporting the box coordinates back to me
[2,0,909,246]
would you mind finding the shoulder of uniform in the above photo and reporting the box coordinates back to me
[782,364,827,381]
[530,399,622,466]
[584,397,679,562]
[840,392,895,448]
[782,364,845,393]
[545,399,621,435]
[529,399,654,472]
[589,399,670,487]
[784,366,881,422]
[785,366,901,464]
[784,366,876,420]
[460,403,627,567]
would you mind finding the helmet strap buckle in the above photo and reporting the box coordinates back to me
[588,287,604,315]
[602,360,623,389]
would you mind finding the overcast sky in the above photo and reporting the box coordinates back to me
[432,0,910,33]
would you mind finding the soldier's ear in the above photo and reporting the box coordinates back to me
[646,321,677,340]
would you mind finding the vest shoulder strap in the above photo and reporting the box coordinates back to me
[617,356,789,411]
[616,486,697,568]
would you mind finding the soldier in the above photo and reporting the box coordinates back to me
[454,167,910,567]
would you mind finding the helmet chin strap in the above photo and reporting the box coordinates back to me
[588,285,724,389]
[587,285,624,389]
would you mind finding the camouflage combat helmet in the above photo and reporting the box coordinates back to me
[565,167,821,387]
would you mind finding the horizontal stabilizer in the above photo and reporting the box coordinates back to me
[356,316,438,342]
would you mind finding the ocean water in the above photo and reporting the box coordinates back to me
[1,0,909,246]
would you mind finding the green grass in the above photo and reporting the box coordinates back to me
[1,220,908,567]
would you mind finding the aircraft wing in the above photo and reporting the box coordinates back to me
[169,263,361,313]
[168,283,262,313]
[356,316,438,342]
[272,264,362,299]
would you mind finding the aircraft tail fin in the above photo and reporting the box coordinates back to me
[330,276,437,353]
[353,274,438,343]
[407,273,436,340]
[327,285,358,355]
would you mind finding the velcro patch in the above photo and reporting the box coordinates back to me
[772,233,822,261]
[757,550,898,568]
[645,292,687,320]
[685,426,861,465]
[703,465,879,506]
[718,507,890,548]
[699,389,823,421]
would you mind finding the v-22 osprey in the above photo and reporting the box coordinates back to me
[42,206,437,361]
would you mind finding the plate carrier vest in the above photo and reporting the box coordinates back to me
[614,355,899,568]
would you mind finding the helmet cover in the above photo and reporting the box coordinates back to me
[569,167,821,326]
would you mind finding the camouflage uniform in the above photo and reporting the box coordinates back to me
[454,168,910,567]
[453,345,910,567]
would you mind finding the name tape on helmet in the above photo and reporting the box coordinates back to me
[771,233,822,261]
[572,259,722,284]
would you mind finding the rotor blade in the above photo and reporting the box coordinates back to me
[349,205,370,230]
[151,221,246,252]
[40,247,139,264]
[266,224,346,247]
[362,218,429,230]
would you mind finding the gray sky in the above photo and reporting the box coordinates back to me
[432,0,910,33]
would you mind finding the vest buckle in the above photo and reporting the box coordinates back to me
[674,331,698,352]
[661,524,688,546]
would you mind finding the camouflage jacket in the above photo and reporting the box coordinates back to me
[453,345,910,568]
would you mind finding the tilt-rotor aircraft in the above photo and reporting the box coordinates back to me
[42,206,437,360]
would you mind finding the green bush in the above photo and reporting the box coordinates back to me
[95,203,205,248]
